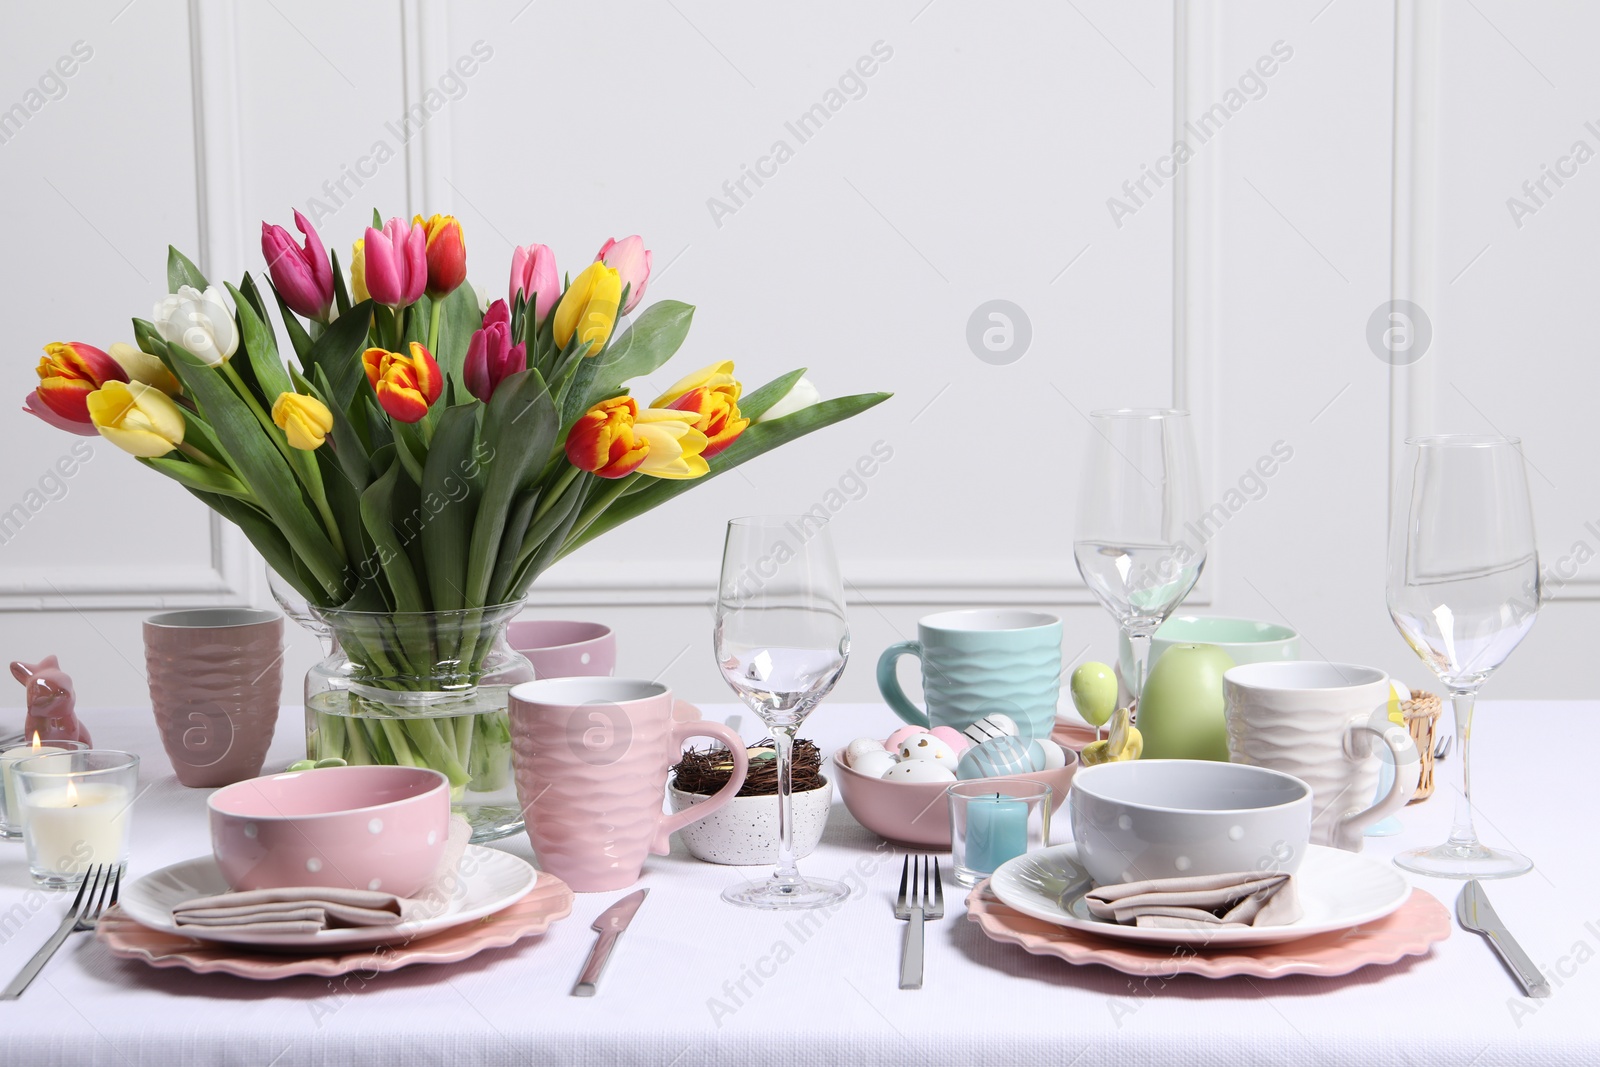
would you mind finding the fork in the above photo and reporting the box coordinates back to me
[894,855,944,990]
[1,863,122,1000]
[1434,730,1452,760]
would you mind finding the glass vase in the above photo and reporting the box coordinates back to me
[302,602,533,843]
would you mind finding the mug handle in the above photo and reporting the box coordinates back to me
[1332,717,1421,851]
[876,641,930,729]
[653,719,749,854]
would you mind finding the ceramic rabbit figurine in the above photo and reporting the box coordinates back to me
[10,656,92,745]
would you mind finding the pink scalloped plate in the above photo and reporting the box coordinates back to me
[95,876,574,979]
[966,881,1450,978]
[1051,718,1098,752]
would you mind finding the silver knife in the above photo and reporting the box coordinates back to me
[1457,880,1550,998]
[571,888,648,997]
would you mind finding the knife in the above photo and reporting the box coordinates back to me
[571,888,648,997]
[1456,880,1550,998]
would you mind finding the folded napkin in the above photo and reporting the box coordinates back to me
[172,814,470,937]
[1083,871,1302,929]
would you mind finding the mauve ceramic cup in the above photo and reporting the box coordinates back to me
[1069,759,1313,886]
[145,608,284,788]
[208,765,450,896]
[507,620,616,679]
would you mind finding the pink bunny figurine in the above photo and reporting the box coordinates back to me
[10,656,92,745]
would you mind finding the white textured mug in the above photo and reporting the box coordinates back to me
[1222,661,1419,852]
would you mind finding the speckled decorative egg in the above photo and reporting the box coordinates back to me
[957,735,1034,780]
[850,748,899,779]
[845,737,888,767]
[896,733,959,768]
[1030,738,1068,770]
[882,760,957,784]
[885,725,926,751]
[963,712,1020,745]
[928,726,972,754]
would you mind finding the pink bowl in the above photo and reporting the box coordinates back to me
[833,750,1078,849]
[507,620,616,679]
[208,766,450,896]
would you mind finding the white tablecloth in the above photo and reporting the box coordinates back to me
[0,700,1593,1067]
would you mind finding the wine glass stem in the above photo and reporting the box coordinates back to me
[1124,629,1153,710]
[1446,687,1482,850]
[771,724,800,885]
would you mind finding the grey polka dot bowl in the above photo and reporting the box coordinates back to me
[668,779,832,866]
[208,765,451,896]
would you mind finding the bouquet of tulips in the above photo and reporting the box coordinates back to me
[25,209,888,800]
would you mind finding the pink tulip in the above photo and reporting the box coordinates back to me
[362,217,427,308]
[23,390,98,436]
[596,235,651,314]
[509,244,559,324]
[463,299,526,402]
[260,210,334,320]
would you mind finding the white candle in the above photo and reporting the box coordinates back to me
[23,780,130,876]
[0,739,68,834]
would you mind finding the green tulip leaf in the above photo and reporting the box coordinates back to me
[463,369,556,609]
[740,368,807,420]
[582,300,693,405]
[420,405,479,611]
[141,457,252,501]
[227,281,293,405]
[360,463,426,613]
[308,301,374,410]
[271,283,315,365]
[330,248,352,318]
[167,247,207,293]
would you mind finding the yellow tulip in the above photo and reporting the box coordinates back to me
[107,342,182,397]
[86,380,185,458]
[350,238,370,303]
[271,392,334,450]
[551,261,621,352]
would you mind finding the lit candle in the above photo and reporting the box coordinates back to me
[23,777,131,876]
[964,793,1029,875]
[0,733,69,837]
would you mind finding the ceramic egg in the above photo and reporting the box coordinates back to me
[928,726,972,754]
[896,733,959,768]
[957,735,1034,780]
[881,760,957,784]
[963,712,1020,745]
[1029,738,1068,771]
[845,737,887,767]
[850,749,899,779]
[885,725,926,751]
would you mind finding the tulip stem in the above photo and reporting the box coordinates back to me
[531,466,580,525]
[427,299,442,358]
[177,442,225,471]
[561,473,639,553]
[296,454,346,560]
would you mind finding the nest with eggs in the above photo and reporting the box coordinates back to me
[672,737,825,797]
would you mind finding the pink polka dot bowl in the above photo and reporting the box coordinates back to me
[208,765,451,896]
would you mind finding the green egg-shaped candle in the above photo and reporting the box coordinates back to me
[1136,643,1236,761]
[1070,661,1119,728]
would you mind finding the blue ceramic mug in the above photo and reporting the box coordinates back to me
[877,609,1063,742]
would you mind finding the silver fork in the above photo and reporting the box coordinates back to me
[894,855,944,990]
[1,863,122,1000]
[1434,730,1452,759]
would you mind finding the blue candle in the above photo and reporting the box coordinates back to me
[964,794,1029,874]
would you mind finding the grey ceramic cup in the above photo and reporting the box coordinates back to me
[144,608,284,788]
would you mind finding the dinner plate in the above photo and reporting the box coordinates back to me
[990,842,1412,948]
[118,846,537,950]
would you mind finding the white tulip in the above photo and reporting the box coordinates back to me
[755,376,821,422]
[153,285,239,366]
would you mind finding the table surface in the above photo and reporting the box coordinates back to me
[0,700,1593,1067]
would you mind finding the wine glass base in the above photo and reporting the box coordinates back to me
[1394,842,1533,880]
[722,875,850,910]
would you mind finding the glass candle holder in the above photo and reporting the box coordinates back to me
[947,779,1052,888]
[0,738,90,841]
[13,750,139,888]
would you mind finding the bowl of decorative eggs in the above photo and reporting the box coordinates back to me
[833,714,1077,848]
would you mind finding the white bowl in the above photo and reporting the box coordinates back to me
[668,781,831,865]
[1069,759,1312,886]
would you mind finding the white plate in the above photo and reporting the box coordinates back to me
[120,846,538,951]
[990,843,1411,947]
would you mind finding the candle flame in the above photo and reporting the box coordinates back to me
[65,778,78,806]
[29,731,41,752]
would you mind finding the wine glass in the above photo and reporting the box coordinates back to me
[714,515,851,909]
[1073,409,1206,707]
[1388,435,1539,879]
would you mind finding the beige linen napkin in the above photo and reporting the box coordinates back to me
[1083,871,1302,929]
[172,815,471,936]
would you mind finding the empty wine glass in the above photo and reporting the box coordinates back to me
[714,516,851,909]
[1073,409,1206,706]
[1389,435,1539,879]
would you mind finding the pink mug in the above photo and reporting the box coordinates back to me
[509,678,748,892]
[507,620,615,679]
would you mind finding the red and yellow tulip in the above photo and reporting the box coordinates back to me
[415,213,467,299]
[652,360,748,457]
[551,261,621,353]
[34,342,127,424]
[564,396,709,480]
[363,342,442,423]
[272,391,334,450]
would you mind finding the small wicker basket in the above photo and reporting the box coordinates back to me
[1404,690,1442,803]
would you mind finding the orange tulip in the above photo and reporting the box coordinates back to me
[34,342,128,424]
[565,396,709,480]
[651,360,748,457]
[414,213,466,299]
[363,342,443,423]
